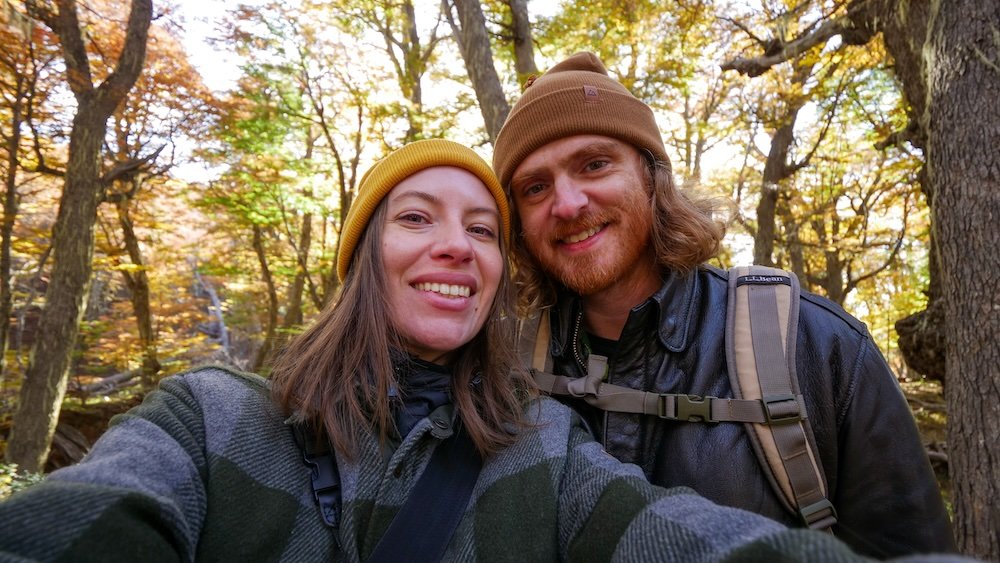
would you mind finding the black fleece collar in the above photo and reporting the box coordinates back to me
[391,355,453,440]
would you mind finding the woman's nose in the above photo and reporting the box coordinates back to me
[431,221,474,262]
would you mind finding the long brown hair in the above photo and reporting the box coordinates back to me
[270,201,536,460]
[511,153,724,314]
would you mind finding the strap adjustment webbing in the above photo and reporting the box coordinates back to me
[532,367,807,424]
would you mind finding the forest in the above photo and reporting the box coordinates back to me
[0,0,997,558]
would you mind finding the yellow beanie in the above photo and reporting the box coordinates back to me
[492,51,669,188]
[337,139,511,281]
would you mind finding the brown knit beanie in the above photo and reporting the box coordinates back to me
[337,139,511,281]
[492,51,668,188]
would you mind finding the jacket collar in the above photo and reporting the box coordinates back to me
[550,268,700,357]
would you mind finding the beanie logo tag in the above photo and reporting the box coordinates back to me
[582,85,599,101]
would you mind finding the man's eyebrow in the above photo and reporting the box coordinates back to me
[511,140,627,184]
[575,140,621,158]
[510,166,543,186]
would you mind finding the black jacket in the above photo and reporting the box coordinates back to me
[541,266,955,558]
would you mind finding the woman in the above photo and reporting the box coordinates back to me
[0,140,870,562]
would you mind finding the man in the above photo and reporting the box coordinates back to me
[491,51,955,558]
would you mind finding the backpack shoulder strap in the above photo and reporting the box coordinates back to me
[292,422,343,532]
[726,265,836,531]
[294,419,483,560]
[518,308,553,374]
[366,422,482,563]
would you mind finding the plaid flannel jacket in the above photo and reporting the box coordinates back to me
[0,366,879,562]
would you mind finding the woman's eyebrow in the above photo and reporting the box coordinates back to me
[392,189,498,219]
[390,189,439,205]
[466,207,501,224]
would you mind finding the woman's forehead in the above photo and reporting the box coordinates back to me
[388,166,499,211]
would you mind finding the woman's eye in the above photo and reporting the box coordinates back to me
[398,212,427,224]
[469,225,496,238]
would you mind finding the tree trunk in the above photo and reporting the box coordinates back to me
[6,0,152,472]
[400,0,424,141]
[448,0,510,142]
[6,109,105,472]
[283,211,311,330]
[311,104,360,308]
[116,197,160,383]
[785,221,806,282]
[504,0,537,85]
[269,213,310,366]
[251,224,279,372]
[807,214,846,304]
[752,59,814,269]
[1,75,25,381]
[753,118,796,267]
[868,0,947,382]
[895,300,946,382]
[926,2,1000,558]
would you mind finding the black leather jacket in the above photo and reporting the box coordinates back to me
[541,266,955,558]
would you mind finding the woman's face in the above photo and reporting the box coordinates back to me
[382,166,503,364]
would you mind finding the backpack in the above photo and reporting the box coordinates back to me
[518,265,837,531]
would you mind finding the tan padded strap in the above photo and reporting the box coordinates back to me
[518,309,553,375]
[728,265,835,531]
[532,309,552,373]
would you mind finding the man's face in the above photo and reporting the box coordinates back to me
[509,135,658,297]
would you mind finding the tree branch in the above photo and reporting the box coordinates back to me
[26,117,65,177]
[875,118,924,150]
[50,0,96,97]
[721,14,854,77]
[719,16,770,49]
[845,200,909,293]
[94,0,153,115]
[99,144,164,193]
[788,74,846,174]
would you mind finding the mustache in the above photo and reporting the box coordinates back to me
[546,212,612,241]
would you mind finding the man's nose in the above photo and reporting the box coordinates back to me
[550,177,588,220]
